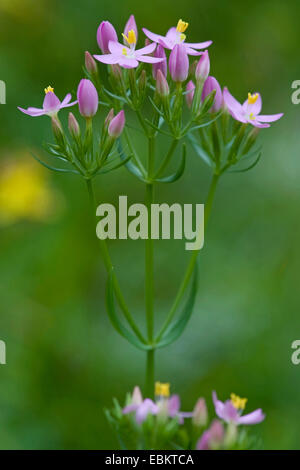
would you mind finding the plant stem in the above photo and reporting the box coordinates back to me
[155,139,178,178]
[145,137,155,395]
[85,179,146,344]
[156,172,220,342]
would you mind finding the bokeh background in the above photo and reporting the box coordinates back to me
[0,0,299,449]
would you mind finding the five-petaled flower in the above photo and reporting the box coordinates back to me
[212,391,265,425]
[18,87,77,118]
[94,39,163,69]
[143,18,212,56]
[223,88,284,128]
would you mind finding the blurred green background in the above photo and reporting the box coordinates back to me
[0,0,299,449]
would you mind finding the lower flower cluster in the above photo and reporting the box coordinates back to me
[105,383,265,450]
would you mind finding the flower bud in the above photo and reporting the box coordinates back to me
[131,386,143,406]
[97,21,118,54]
[108,110,125,138]
[152,44,167,79]
[85,51,98,76]
[192,398,208,427]
[104,108,114,128]
[156,69,169,97]
[195,50,210,82]
[197,420,224,450]
[77,79,99,118]
[68,112,80,137]
[202,76,223,113]
[185,80,195,108]
[123,15,138,43]
[169,44,189,83]
[51,116,63,138]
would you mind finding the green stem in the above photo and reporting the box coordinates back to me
[155,139,178,178]
[145,349,155,398]
[86,179,147,344]
[156,172,220,342]
[145,137,155,395]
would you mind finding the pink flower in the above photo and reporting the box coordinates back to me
[97,21,118,54]
[202,76,223,112]
[18,86,77,117]
[94,41,163,69]
[169,44,189,82]
[143,19,212,56]
[197,420,224,450]
[186,80,195,108]
[212,391,265,425]
[77,79,99,118]
[223,88,284,128]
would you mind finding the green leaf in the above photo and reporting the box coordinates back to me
[30,152,80,175]
[106,270,152,351]
[156,265,198,349]
[155,143,186,183]
[228,152,261,173]
[188,134,213,168]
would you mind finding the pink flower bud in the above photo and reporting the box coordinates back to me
[156,69,169,97]
[186,80,195,108]
[51,116,63,138]
[108,110,125,138]
[97,21,118,54]
[197,420,224,450]
[152,44,167,79]
[169,44,189,83]
[202,76,223,112]
[123,15,138,43]
[85,51,98,76]
[68,112,80,137]
[192,398,208,427]
[104,108,114,128]
[195,50,210,82]
[77,79,99,118]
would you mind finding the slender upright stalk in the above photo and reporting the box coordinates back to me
[156,172,220,341]
[86,179,146,344]
[145,136,155,396]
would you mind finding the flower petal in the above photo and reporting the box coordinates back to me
[212,391,225,420]
[185,47,203,56]
[255,113,284,123]
[168,395,180,417]
[108,40,127,55]
[118,58,139,68]
[43,92,61,113]
[135,42,157,55]
[123,404,138,414]
[238,408,265,425]
[142,28,164,44]
[94,54,120,64]
[18,106,45,117]
[185,40,213,49]
[223,87,243,115]
[137,55,164,63]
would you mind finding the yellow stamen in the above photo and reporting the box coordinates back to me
[44,86,54,94]
[122,29,136,45]
[231,393,248,410]
[176,19,189,33]
[248,92,259,105]
[122,48,128,56]
[249,112,255,120]
[155,381,170,398]
[180,33,186,42]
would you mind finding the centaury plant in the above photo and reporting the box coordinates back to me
[18,14,283,450]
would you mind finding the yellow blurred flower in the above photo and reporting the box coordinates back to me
[0,155,62,225]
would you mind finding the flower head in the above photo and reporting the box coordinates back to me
[123,15,138,45]
[77,79,99,118]
[212,391,265,425]
[202,76,223,112]
[152,44,167,79]
[143,19,212,56]
[223,88,284,128]
[186,80,195,108]
[169,43,189,82]
[18,87,77,118]
[108,110,125,138]
[94,41,163,69]
[97,21,118,54]
[197,420,224,450]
